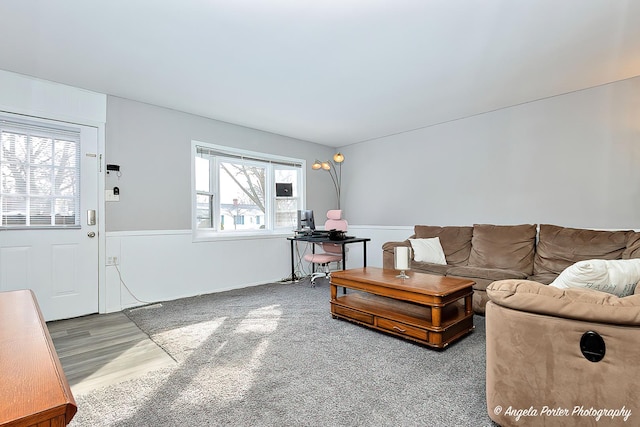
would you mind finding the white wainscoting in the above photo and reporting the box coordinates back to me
[104,230,293,312]
[345,225,413,269]
[104,226,414,312]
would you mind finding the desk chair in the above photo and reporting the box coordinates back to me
[303,210,348,286]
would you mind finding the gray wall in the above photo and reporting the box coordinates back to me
[107,75,640,233]
[339,76,640,229]
[105,96,336,231]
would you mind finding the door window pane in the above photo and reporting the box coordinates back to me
[1,120,80,228]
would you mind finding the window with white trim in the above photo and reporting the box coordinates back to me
[1,118,80,228]
[193,142,304,237]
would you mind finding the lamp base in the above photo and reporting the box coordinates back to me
[396,270,410,279]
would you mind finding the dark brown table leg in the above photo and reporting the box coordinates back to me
[290,239,296,281]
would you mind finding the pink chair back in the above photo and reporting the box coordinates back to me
[322,210,347,254]
[325,209,348,231]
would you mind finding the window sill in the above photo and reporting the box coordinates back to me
[192,229,294,243]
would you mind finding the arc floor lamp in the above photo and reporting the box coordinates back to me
[312,152,344,209]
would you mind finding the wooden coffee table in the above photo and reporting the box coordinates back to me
[330,267,474,349]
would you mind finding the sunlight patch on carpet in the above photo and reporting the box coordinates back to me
[153,318,226,361]
[175,305,281,406]
[178,338,271,405]
[234,304,282,334]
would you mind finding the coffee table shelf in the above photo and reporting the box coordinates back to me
[330,267,474,349]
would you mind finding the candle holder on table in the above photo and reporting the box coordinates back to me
[394,246,412,279]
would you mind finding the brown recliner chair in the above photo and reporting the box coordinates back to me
[485,279,640,427]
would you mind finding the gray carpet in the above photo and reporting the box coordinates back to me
[69,279,496,426]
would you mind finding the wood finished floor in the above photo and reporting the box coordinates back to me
[47,311,176,396]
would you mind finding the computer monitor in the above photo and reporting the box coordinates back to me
[297,209,315,231]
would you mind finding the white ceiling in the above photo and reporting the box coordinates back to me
[1,1,639,147]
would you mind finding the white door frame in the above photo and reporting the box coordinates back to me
[0,70,108,316]
[96,128,107,315]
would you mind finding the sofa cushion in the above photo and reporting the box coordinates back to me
[623,232,640,259]
[409,237,446,265]
[534,224,632,276]
[413,225,472,266]
[447,265,528,281]
[410,261,452,276]
[526,273,557,285]
[467,224,537,275]
[550,259,640,297]
[487,279,640,326]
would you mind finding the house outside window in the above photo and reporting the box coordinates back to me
[193,142,304,239]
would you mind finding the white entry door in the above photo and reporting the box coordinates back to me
[0,115,99,321]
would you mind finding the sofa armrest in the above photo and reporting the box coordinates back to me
[486,295,640,426]
[381,239,412,270]
[487,279,640,326]
[381,240,411,253]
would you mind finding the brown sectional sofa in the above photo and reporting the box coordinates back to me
[382,223,640,314]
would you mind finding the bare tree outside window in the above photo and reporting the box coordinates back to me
[1,127,79,227]
[219,162,265,231]
[220,162,265,212]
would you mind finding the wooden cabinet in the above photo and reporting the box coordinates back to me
[0,290,76,427]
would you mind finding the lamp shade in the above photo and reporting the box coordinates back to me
[312,160,322,170]
[333,152,345,163]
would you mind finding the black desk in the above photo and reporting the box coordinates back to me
[287,235,371,282]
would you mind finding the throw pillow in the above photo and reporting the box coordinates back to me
[550,259,640,297]
[409,237,447,265]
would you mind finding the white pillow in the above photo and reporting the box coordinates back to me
[550,259,640,297]
[409,237,447,265]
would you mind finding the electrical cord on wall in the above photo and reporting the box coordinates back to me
[294,242,310,279]
[113,263,154,306]
[280,240,312,283]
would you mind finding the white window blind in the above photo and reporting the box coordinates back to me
[0,118,81,228]
[195,146,303,168]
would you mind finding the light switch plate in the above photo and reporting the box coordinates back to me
[106,189,120,202]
